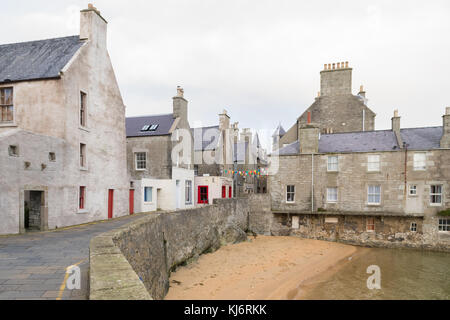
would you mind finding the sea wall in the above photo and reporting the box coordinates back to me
[89,198,249,300]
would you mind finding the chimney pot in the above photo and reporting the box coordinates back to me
[332,63,336,70]
[337,62,340,69]
[324,64,327,70]
[446,107,450,115]
[394,109,399,117]
[176,86,184,98]
[345,61,349,68]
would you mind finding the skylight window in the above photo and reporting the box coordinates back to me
[140,124,159,132]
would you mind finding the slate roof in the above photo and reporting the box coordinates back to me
[191,126,220,151]
[0,36,85,84]
[126,114,175,137]
[276,126,444,156]
[272,124,286,137]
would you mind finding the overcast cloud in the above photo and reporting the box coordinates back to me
[2,0,450,149]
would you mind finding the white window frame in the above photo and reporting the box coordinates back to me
[430,185,442,206]
[413,152,426,171]
[286,185,295,203]
[410,222,417,232]
[327,156,339,172]
[327,187,338,203]
[367,185,381,205]
[144,186,153,203]
[185,180,192,205]
[438,218,450,232]
[367,154,380,172]
[409,185,418,196]
[135,152,147,171]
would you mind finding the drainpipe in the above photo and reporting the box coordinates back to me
[311,153,314,213]
[362,109,365,132]
[404,142,408,201]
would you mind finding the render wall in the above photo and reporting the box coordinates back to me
[89,198,250,300]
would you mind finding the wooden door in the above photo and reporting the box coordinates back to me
[129,189,134,215]
[108,189,114,219]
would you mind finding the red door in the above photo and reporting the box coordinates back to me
[129,189,134,215]
[229,186,232,198]
[222,186,226,198]
[108,189,114,219]
[198,186,209,204]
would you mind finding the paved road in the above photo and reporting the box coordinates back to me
[0,213,149,300]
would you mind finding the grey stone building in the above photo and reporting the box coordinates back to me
[266,64,450,250]
[0,5,130,235]
[126,87,195,212]
[277,62,376,149]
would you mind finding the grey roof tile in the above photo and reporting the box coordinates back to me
[0,36,85,84]
[126,114,175,137]
[275,126,444,156]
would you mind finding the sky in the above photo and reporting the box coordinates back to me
[1,0,450,150]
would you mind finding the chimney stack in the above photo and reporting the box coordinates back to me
[391,109,403,148]
[298,121,320,154]
[358,84,366,98]
[320,61,352,96]
[440,107,450,148]
[173,86,188,127]
[80,4,108,48]
[219,109,230,131]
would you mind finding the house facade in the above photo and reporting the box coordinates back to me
[126,87,195,212]
[0,5,130,235]
[267,63,450,250]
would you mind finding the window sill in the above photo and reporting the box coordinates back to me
[429,203,442,207]
[80,167,88,171]
[327,170,339,173]
[327,201,338,204]
[0,122,17,128]
[367,170,381,173]
[367,203,381,206]
[286,201,296,204]
[135,169,147,171]
[413,168,426,171]
[79,126,90,133]
[77,210,88,214]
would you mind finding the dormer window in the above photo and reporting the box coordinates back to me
[141,125,150,131]
[141,124,159,132]
[0,87,14,123]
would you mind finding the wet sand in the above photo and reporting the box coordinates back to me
[165,236,358,300]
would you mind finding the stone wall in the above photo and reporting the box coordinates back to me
[89,198,249,300]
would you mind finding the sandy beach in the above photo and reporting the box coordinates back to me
[165,236,358,300]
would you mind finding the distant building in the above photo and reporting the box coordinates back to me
[267,63,450,250]
[126,87,195,212]
[0,5,130,235]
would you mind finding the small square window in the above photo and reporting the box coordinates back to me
[135,152,147,170]
[144,186,153,202]
[438,219,450,232]
[49,152,56,162]
[410,222,417,232]
[8,145,18,156]
[409,185,417,196]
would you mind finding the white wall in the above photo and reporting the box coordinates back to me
[194,176,233,206]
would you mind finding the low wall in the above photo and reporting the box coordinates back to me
[89,198,249,300]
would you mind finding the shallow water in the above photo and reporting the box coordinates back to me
[301,247,450,300]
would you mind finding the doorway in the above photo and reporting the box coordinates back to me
[24,190,45,231]
[129,189,134,215]
[108,189,114,219]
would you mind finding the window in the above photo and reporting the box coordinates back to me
[185,180,192,204]
[367,155,380,172]
[79,186,86,210]
[222,186,226,198]
[198,186,208,204]
[410,222,417,232]
[49,152,56,162]
[413,153,426,171]
[430,185,442,205]
[80,91,87,127]
[0,87,13,123]
[135,152,146,170]
[438,219,450,232]
[194,165,199,176]
[80,143,86,168]
[327,187,338,202]
[368,185,381,205]
[8,145,18,156]
[409,185,417,196]
[366,218,375,231]
[141,125,150,131]
[327,156,338,172]
[229,186,232,198]
[144,187,153,202]
[286,185,295,203]
[149,124,159,131]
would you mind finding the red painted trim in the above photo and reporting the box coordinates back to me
[229,186,232,198]
[129,189,134,215]
[222,186,226,198]
[198,186,209,204]
[108,189,114,219]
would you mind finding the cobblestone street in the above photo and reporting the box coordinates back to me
[0,213,148,300]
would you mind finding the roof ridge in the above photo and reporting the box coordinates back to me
[0,35,81,47]
[400,125,443,130]
[126,113,173,119]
